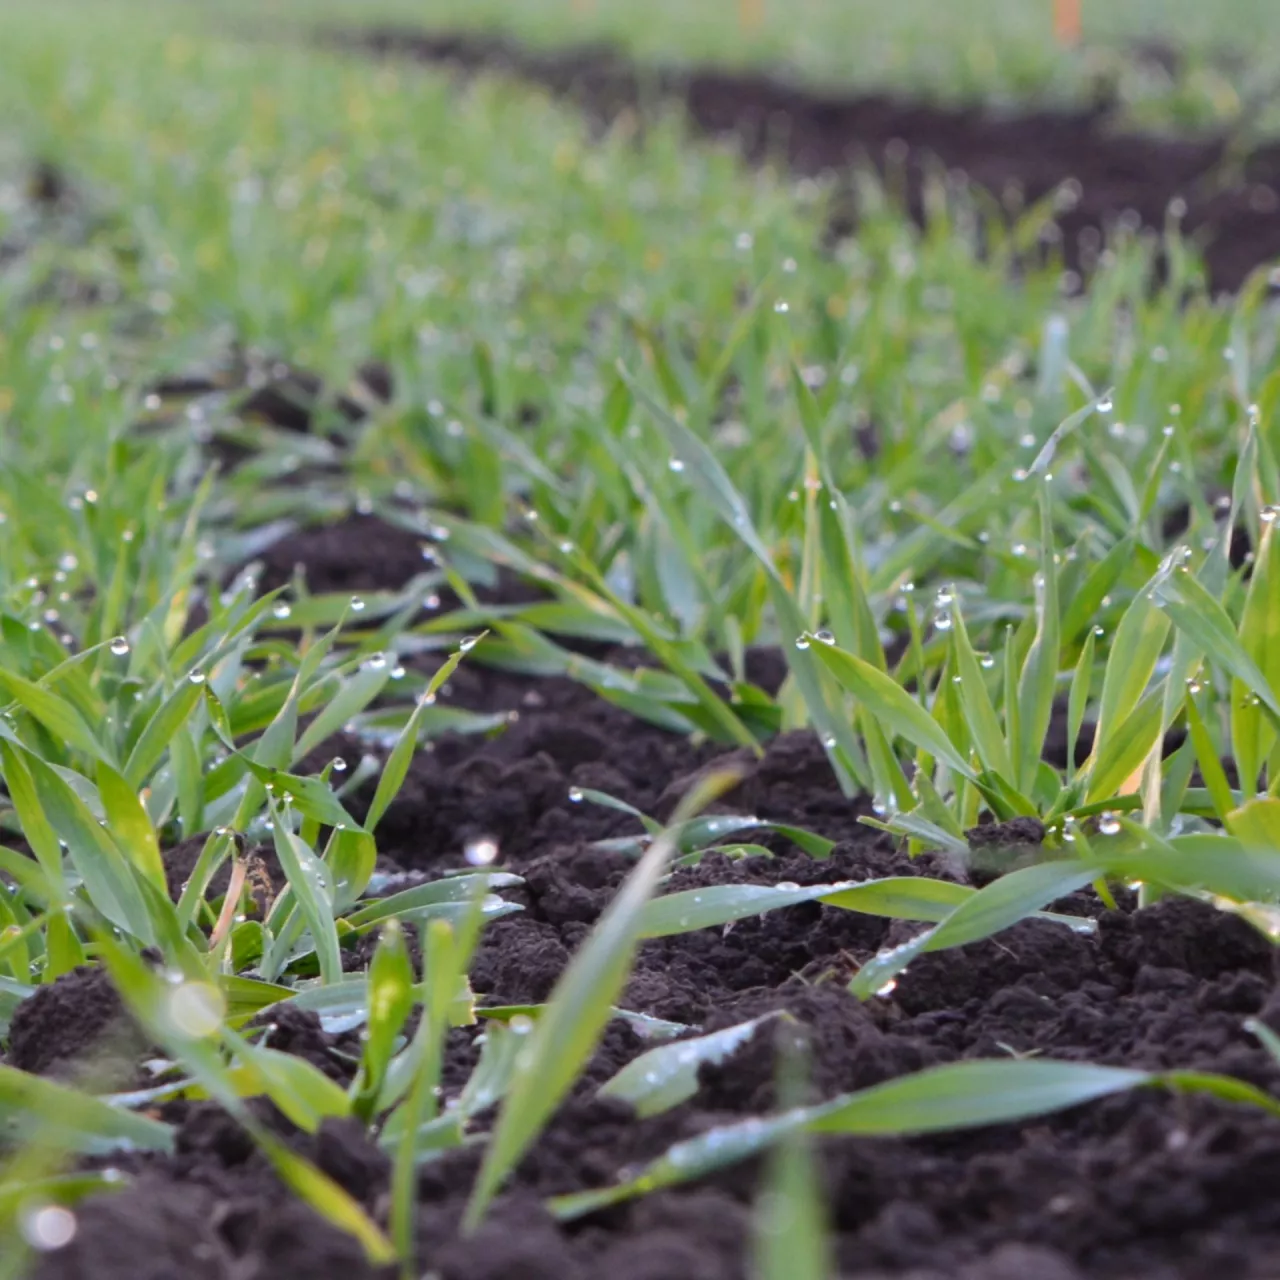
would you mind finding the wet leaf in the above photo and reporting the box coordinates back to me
[464,767,744,1229]
[0,1064,173,1155]
[849,860,1096,998]
[638,876,971,939]
[599,1015,780,1116]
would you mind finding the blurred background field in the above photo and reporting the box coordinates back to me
[213,0,1280,126]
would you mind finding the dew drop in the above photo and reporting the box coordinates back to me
[568,786,584,803]
[332,757,348,773]
[979,654,996,669]
[349,596,366,613]
[774,881,800,892]
[773,300,790,313]
[794,635,811,650]
[109,636,130,656]
[1097,395,1113,413]
[166,981,225,1038]
[1098,811,1121,836]
[187,669,206,685]
[667,457,686,473]
[458,635,478,652]
[933,612,953,632]
[814,629,835,645]
[1012,468,1028,483]
[1262,505,1280,524]
[464,836,499,867]
[19,1204,77,1251]
[272,602,292,619]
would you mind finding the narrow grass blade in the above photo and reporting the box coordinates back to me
[365,647,468,831]
[950,607,1013,781]
[1089,585,1170,764]
[849,859,1096,998]
[463,766,745,1230]
[122,678,203,788]
[353,920,416,1122]
[752,1032,831,1280]
[17,748,153,943]
[808,1058,1150,1134]
[0,670,107,761]
[344,875,520,933]
[1153,569,1280,719]
[238,760,363,832]
[1185,693,1235,823]
[95,761,166,894]
[255,1131,396,1263]
[1066,627,1095,782]
[1016,484,1060,793]
[638,877,971,939]
[1060,535,1134,645]
[1086,686,1166,805]
[225,1037,352,1132]
[599,1015,779,1116]
[551,1058,1149,1221]
[291,665,390,762]
[809,642,975,781]
[0,740,66,891]
[268,810,342,986]
[1084,829,1280,902]
[1225,796,1280,848]
[1233,521,1280,799]
[0,1064,174,1154]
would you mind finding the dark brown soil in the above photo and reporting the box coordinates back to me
[346,29,1280,293]
[10,514,1280,1279]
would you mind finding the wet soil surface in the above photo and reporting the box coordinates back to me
[15,519,1280,1280]
[346,29,1280,293]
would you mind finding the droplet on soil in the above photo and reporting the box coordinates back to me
[465,836,499,866]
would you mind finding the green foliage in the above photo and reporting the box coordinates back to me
[1,3,1280,1269]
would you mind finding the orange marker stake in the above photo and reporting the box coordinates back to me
[739,0,765,33]
[1053,0,1082,47]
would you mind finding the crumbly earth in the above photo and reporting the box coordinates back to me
[8,517,1280,1280]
